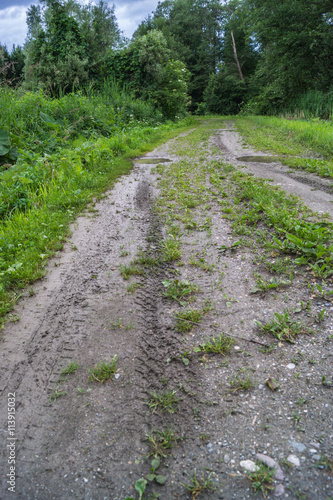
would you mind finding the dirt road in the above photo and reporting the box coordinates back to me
[1,119,332,499]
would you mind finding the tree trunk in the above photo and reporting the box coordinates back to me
[231,30,244,81]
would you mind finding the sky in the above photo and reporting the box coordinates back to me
[0,0,158,50]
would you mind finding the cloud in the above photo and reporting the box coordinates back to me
[115,0,157,38]
[0,5,29,49]
[0,0,159,50]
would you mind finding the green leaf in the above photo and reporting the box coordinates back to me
[147,473,156,481]
[182,357,190,366]
[0,129,10,156]
[134,478,147,499]
[151,456,160,471]
[155,474,167,485]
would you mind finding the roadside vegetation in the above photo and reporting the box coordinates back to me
[0,83,194,327]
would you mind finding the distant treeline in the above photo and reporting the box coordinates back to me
[1,0,333,118]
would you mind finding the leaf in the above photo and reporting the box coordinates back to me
[265,377,279,391]
[182,357,190,366]
[155,474,168,485]
[147,473,156,481]
[151,456,160,471]
[134,478,147,499]
[40,112,59,126]
[0,129,10,156]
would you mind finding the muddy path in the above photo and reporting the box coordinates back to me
[0,119,332,500]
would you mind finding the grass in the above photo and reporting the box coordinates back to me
[88,356,117,383]
[146,427,180,457]
[161,237,181,262]
[256,310,314,343]
[246,462,275,498]
[228,373,255,392]
[146,389,180,414]
[60,361,79,377]
[174,308,204,332]
[182,470,216,499]
[0,84,196,327]
[194,333,235,356]
[119,263,144,280]
[235,115,333,159]
[162,278,199,303]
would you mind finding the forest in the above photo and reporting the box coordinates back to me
[1,0,333,118]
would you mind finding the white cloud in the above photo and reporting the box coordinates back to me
[0,0,159,50]
[115,0,158,38]
[0,6,28,49]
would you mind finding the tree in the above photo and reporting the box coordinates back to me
[107,30,190,118]
[246,0,333,111]
[24,0,121,93]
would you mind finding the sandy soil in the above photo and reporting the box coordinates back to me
[0,121,332,500]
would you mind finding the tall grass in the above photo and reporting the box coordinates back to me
[282,90,333,121]
[235,115,333,159]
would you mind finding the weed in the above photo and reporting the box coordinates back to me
[120,250,129,257]
[256,310,314,343]
[174,308,203,332]
[49,386,67,401]
[146,427,180,457]
[146,390,180,414]
[315,455,333,473]
[162,237,181,261]
[126,282,141,293]
[246,462,275,498]
[228,373,255,392]
[189,255,214,272]
[89,356,117,383]
[60,361,79,377]
[194,332,235,356]
[291,411,302,426]
[182,470,216,499]
[162,279,199,304]
[251,273,290,294]
[119,263,143,280]
[110,317,134,330]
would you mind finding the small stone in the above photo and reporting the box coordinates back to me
[289,440,306,453]
[239,460,258,473]
[114,373,120,380]
[309,449,317,453]
[286,454,300,467]
[83,478,88,483]
[274,484,285,497]
[255,453,285,481]
[286,363,295,370]
[312,454,321,461]
[224,454,230,463]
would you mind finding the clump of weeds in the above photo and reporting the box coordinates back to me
[256,309,314,343]
[89,356,117,383]
[251,272,290,294]
[182,470,216,499]
[146,389,180,414]
[194,332,235,356]
[315,455,333,474]
[174,308,204,332]
[162,237,181,261]
[119,263,143,280]
[162,278,199,304]
[59,360,79,378]
[228,370,255,393]
[146,426,181,458]
[126,282,142,293]
[246,462,275,498]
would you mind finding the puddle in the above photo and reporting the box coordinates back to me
[236,155,283,163]
[135,158,172,164]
